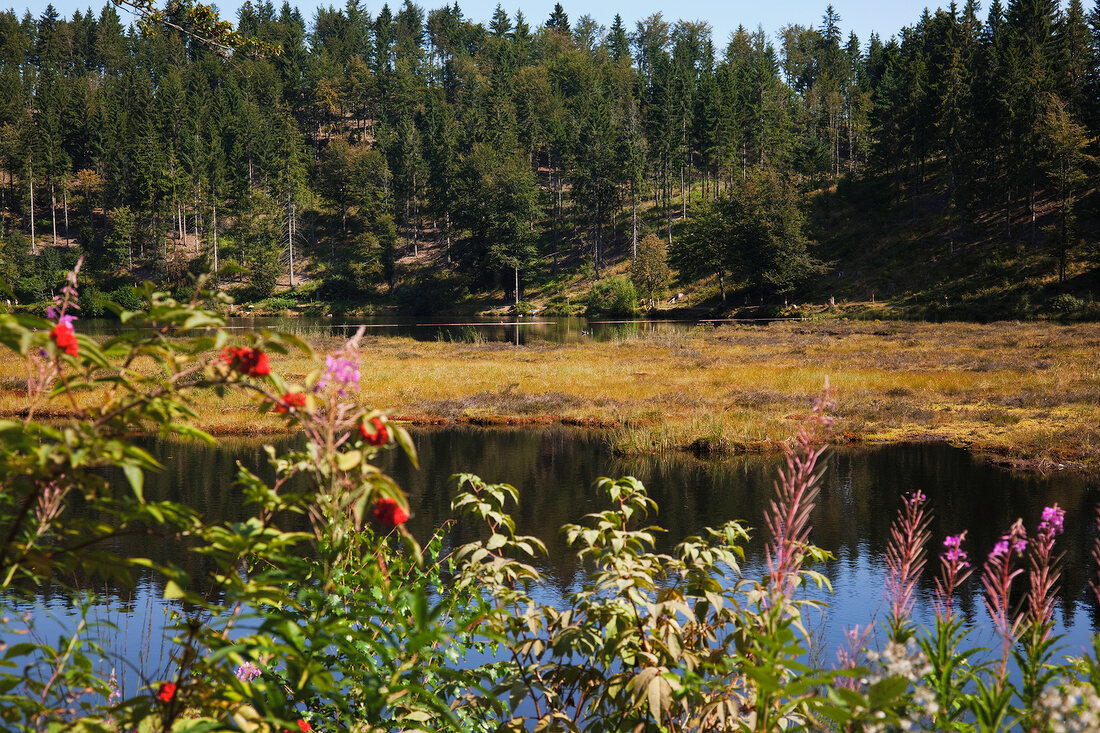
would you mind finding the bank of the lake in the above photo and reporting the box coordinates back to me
[2,320,1097,469]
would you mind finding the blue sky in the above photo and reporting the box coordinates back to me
[32,0,946,50]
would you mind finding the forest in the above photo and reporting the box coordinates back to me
[0,0,1097,317]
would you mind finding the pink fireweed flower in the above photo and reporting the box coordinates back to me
[884,490,931,633]
[1039,505,1065,536]
[764,382,835,603]
[1028,503,1065,633]
[982,519,1028,675]
[943,533,969,568]
[235,662,261,681]
[316,354,360,396]
[934,531,972,621]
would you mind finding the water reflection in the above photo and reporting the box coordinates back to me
[78,315,708,344]
[11,428,1100,691]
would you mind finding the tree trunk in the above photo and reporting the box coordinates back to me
[680,166,686,220]
[631,182,638,261]
[51,182,57,246]
[29,165,35,254]
[289,199,296,288]
[514,265,519,305]
[63,185,68,240]
[212,202,219,284]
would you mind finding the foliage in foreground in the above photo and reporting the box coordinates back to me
[0,271,1100,731]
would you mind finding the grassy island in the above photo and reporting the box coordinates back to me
[4,319,1096,470]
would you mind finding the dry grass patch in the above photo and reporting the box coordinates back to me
[1,320,1097,467]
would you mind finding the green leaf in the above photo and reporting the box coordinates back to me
[394,425,419,469]
[122,464,144,501]
[337,450,362,471]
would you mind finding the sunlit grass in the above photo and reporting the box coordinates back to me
[2,320,1098,466]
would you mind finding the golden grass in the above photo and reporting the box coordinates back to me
[3,321,1098,467]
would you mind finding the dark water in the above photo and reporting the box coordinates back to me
[13,428,1100,691]
[78,314,733,344]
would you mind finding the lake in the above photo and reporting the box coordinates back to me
[77,314,779,344]
[12,427,1100,695]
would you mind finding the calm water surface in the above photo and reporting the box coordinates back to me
[79,314,757,344]
[15,428,1100,692]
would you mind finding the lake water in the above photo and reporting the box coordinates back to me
[78,314,775,344]
[12,428,1100,694]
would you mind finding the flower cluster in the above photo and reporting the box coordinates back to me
[157,682,176,704]
[1037,682,1100,733]
[1040,504,1066,536]
[317,353,359,396]
[983,518,1028,653]
[1029,503,1066,631]
[222,346,271,377]
[942,533,969,568]
[372,496,409,527]
[990,530,1027,560]
[235,662,261,681]
[866,638,932,684]
[933,531,972,621]
[274,392,307,414]
[50,315,79,357]
[359,416,389,446]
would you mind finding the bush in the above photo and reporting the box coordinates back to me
[1047,292,1084,315]
[394,270,469,315]
[585,276,638,316]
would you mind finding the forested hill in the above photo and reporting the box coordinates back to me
[0,0,1098,320]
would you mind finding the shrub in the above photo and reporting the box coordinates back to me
[1048,292,1084,315]
[585,276,638,316]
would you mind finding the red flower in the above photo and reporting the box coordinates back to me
[359,416,389,446]
[297,721,312,733]
[157,682,176,703]
[50,323,78,357]
[372,496,409,527]
[221,346,271,377]
[275,392,307,414]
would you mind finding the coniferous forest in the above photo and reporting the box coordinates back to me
[1,0,1099,318]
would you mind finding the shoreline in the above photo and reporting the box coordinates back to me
[2,407,1088,474]
[3,320,1098,474]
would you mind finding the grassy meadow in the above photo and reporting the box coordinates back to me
[3,319,1098,468]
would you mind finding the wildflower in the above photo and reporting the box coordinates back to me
[983,518,1028,662]
[221,346,270,377]
[297,721,312,733]
[1040,504,1065,536]
[884,490,931,631]
[1029,503,1066,631]
[372,496,409,527]
[274,392,307,414]
[235,662,261,681]
[359,416,389,446]
[943,533,969,568]
[157,682,176,703]
[317,353,359,396]
[50,321,78,357]
[934,531,972,621]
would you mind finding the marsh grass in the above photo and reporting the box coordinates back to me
[2,320,1098,466]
